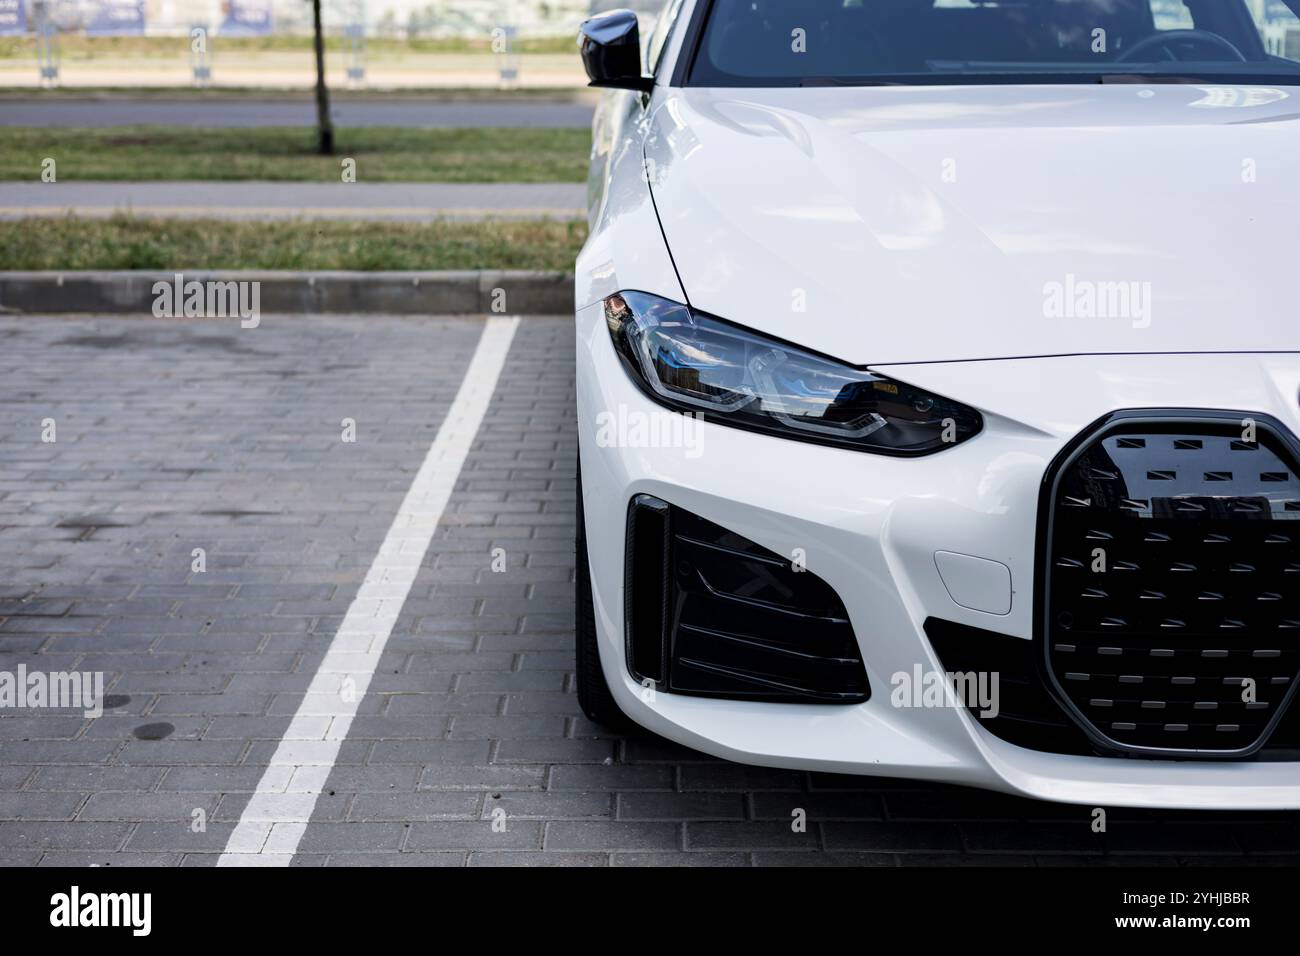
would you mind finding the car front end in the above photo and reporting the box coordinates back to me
[574,0,1300,809]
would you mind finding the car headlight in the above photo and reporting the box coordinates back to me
[604,291,982,456]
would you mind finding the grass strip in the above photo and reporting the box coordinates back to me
[0,126,589,183]
[0,214,587,272]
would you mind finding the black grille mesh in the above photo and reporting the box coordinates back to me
[1044,416,1300,755]
[625,497,870,703]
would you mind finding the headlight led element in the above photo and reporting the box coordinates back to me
[604,291,982,456]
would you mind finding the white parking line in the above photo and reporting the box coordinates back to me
[217,315,520,866]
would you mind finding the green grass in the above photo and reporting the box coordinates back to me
[0,215,587,271]
[0,34,579,59]
[0,126,589,182]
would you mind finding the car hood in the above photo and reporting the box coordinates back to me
[645,84,1300,366]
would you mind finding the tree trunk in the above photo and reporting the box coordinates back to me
[312,0,334,155]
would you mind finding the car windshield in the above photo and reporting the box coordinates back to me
[689,0,1300,86]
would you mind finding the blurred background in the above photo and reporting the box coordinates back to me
[0,0,676,277]
[2,1,1298,278]
[0,0,667,89]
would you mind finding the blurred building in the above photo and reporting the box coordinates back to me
[32,0,603,35]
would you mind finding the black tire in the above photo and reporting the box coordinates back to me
[575,462,630,728]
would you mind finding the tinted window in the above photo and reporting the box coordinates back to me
[690,0,1300,85]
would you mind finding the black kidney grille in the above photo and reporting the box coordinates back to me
[1044,416,1300,756]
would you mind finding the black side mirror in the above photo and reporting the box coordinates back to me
[579,9,655,94]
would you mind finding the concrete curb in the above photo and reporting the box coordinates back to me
[0,270,574,316]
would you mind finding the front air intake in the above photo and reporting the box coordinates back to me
[625,495,671,685]
[925,617,1093,755]
[624,496,869,703]
[1040,411,1300,758]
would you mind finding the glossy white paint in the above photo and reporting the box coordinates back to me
[574,14,1300,806]
[935,551,1013,617]
[576,89,683,311]
[644,83,1300,365]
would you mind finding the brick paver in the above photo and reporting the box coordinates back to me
[1,314,1299,866]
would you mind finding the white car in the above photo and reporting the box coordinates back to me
[573,0,1300,809]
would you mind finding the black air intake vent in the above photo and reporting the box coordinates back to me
[625,495,670,685]
[925,617,1093,755]
[624,497,869,703]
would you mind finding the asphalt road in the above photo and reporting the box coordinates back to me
[1,313,1298,866]
[0,182,587,222]
[0,97,595,129]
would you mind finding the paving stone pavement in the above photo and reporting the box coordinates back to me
[1,314,1299,867]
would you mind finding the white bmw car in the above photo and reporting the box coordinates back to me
[573,0,1300,809]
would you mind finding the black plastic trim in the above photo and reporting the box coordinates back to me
[625,494,671,688]
[924,617,1096,756]
[623,495,869,703]
[669,0,716,87]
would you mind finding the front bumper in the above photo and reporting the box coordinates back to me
[576,299,1300,808]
